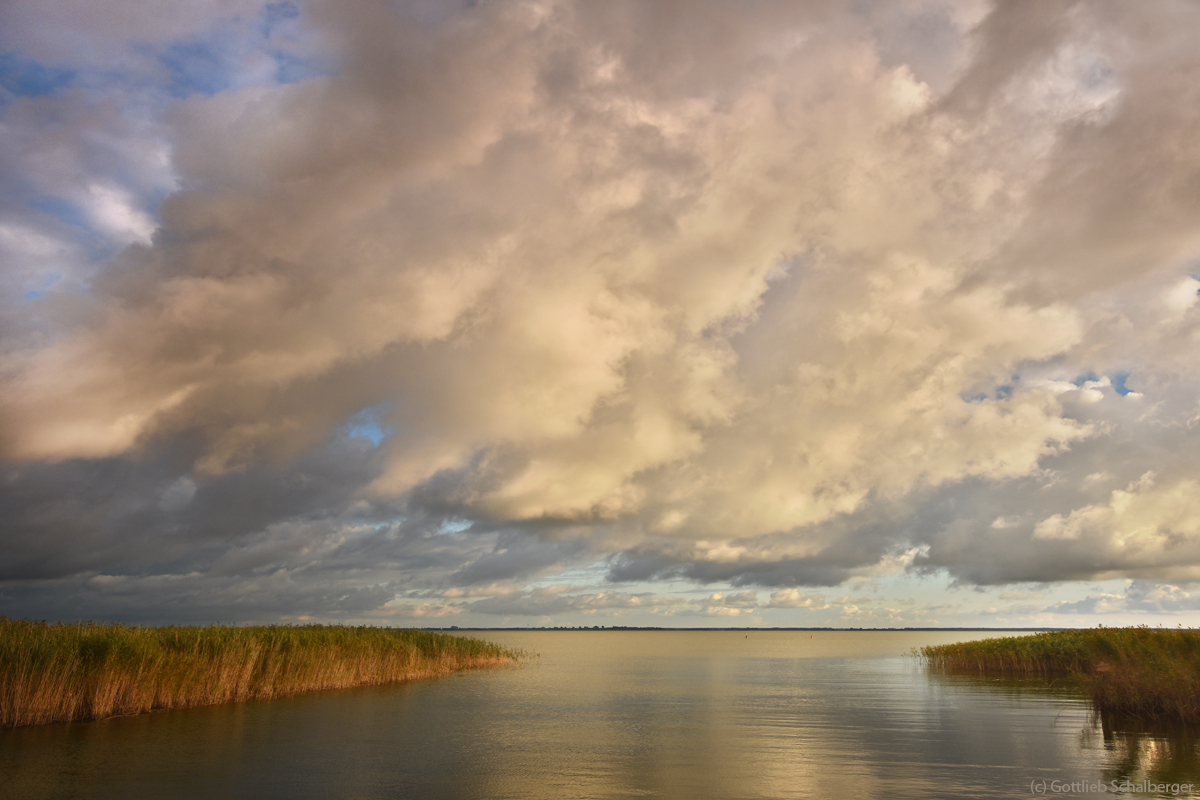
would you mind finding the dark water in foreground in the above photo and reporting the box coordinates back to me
[2,630,1198,799]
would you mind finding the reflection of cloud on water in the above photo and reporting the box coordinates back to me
[929,668,1200,794]
[1088,715,1200,794]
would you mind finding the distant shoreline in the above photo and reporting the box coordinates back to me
[431,626,1074,632]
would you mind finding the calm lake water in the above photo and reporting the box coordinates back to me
[2,630,1198,799]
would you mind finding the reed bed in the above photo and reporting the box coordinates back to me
[0,617,519,727]
[921,627,1200,723]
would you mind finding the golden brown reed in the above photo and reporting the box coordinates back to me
[0,617,519,727]
[920,627,1200,723]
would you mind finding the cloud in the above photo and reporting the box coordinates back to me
[460,588,682,618]
[766,589,828,609]
[1040,580,1200,617]
[2,1,1200,622]
[1031,472,1200,570]
[388,602,465,619]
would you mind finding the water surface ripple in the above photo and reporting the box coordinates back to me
[2,630,1197,799]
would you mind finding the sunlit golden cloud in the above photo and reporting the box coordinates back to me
[1,0,1199,625]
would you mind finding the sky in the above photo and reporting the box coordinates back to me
[2,0,1199,629]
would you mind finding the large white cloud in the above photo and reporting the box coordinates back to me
[2,0,1200,620]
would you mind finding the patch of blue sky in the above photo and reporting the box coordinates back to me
[161,40,240,99]
[437,519,473,535]
[345,420,388,446]
[1110,372,1134,396]
[260,3,333,84]
[271,50,332,85]
[343,403,394,447]
[262,1,301,37]
[961,383,1012,404]
[157,14,330,98]
[27,196,90,231]
[22,273,61,301]
[22,195,130,262]
[0,53,75,98]
[140,184,177,219]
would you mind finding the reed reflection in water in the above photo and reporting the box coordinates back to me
[1,630,1197,799]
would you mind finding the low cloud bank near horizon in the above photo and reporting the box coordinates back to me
[2,0,1200,624]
